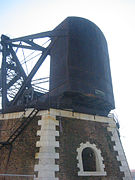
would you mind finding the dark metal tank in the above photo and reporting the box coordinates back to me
[49,17,115,116]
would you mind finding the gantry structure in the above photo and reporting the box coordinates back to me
[0,30,65,113]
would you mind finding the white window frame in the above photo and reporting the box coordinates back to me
[76,142,107,176]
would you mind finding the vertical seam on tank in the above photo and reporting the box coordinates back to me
[66,20,71,90]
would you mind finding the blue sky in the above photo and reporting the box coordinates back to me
[0,0,135,169]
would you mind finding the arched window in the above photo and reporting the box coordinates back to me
[82,147,96,171]
[77,142,106,176]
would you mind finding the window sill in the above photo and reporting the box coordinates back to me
[78,171,107,176]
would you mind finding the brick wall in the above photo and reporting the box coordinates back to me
[0,114,40,177]
[56,116,124,180]
[0,109,131,180]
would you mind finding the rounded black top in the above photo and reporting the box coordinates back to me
[49,17,115,116]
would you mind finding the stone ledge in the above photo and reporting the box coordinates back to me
[0,108,115,125]
[34,178,58,180]
[78,171,107,176]
[35,152,59,159]
[37,146,56,153]
[0,112,24,120]
[37,130,59,136]
[37,158,55,165]
[38,119,59,126]
[49,108,114,123]
[34,164,59,171]
[36,141,59,147]
[123,177,132,180]
[38,171,55,178]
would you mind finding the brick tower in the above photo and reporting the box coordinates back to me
[0,17,132,180]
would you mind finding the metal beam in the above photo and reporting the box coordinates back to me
[11,38,57,105]
[3,29,67,43]
[6,64,18,73]
[1,42,8,111]
[8,31,53,42]
[9,45,27,80]
[11,43,45,51]
[6,75,20,89]
[23,40,46,51]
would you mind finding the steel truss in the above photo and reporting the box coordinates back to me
[0,30,64,113]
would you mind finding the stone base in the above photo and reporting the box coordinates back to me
[35,109,132,180]
[0,108,132,180]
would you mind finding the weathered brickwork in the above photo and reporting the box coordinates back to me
[56,116,124,180]
[0,109,131,180]
[0,113,40,178]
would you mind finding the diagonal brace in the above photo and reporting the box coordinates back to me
[9,45,27,80]
[11,38,57,105]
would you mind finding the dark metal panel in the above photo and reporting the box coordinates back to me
[49,17,115,115]
[50,20,69,94]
